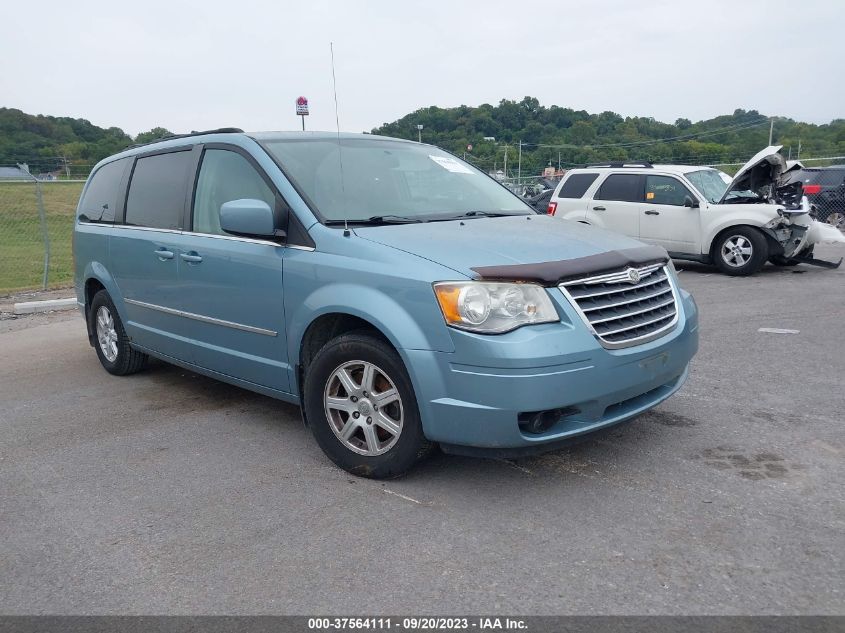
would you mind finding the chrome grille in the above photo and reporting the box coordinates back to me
[559,263,679,349]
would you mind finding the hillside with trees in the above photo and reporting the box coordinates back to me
[0,108,171,177]
[2,101,843,179]
[372,97,845,176]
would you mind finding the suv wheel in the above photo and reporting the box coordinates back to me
[89,289,148,375]
[303,331,432,478]
[713,228,768,276]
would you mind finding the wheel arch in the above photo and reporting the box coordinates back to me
[709,224,773,257]
[299,312,392,373]
[82,266,124,346]
[288,283,454,400]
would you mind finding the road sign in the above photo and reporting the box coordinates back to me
[296,96,309,116]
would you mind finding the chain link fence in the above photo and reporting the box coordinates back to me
[0,171,84,295]
[1,149,842,295]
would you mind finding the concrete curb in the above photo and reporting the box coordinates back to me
[13,298,78,315]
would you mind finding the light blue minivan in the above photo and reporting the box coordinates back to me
[74,130,699,477]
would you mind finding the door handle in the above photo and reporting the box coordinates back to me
[644,210,660,215]
[180,252,203,264]
[592,206,606,211]
[155,248,174,260]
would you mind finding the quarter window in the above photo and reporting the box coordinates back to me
[193,149,276,235]
[595,174,642,202]
[78,157,131,222]
[645,175,694,206]
[557,173,599,199]
[125,151,193,229]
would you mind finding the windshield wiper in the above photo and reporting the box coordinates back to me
[324,215,425,226]
[428,210,528,222]
[463,211,522,217]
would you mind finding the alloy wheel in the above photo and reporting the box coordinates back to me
[323,360,404,456]
[95,306,119,363]
[721,235,753,268]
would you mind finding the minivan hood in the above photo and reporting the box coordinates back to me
[353,215,653,280]
[719,145,796,203]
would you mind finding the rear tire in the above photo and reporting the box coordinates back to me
[713,227,768,276]
[303,331,431,478]
[89,290,148,375]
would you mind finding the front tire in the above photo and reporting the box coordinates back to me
[89,290,148,375]
[303,332,431,478]
[713,227,768,276]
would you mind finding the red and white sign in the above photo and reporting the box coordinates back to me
[296,96,309,116]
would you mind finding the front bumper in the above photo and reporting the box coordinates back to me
[402,288,699,451]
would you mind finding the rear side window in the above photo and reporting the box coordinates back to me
[78,158,130,222]
[595,174,642,202]
[125,151,193,229]
[557,173,599,198]
[645,175,693,206]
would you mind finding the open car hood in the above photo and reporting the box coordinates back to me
[719,145,799,204]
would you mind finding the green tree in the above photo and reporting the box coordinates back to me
[134,127,174,144]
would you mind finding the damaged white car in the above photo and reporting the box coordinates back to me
[549,145,845,276]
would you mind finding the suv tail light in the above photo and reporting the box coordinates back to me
[547,201,557,215]
[803,184,822,195]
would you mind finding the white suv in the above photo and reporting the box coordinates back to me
[548,146,841,275]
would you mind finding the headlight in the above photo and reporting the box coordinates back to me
[433,282,558,333]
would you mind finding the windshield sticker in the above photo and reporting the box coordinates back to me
[429,155,474,174]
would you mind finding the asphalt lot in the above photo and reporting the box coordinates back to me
[1,245,843,615]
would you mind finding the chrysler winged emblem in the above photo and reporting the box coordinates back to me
[626,267,641,284]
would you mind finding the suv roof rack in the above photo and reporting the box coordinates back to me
[128,127,244,150]
[586,161,653,168]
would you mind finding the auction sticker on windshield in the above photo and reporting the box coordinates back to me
[429,155,474,174]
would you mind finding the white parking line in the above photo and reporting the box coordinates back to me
[757,328,800,334]
[382,489,425,505]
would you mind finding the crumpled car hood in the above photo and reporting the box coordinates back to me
[720,145,801,204]
[353,214,652,279]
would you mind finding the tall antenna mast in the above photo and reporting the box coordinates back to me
[330,42,349,236]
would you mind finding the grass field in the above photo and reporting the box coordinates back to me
[0,181,84,294]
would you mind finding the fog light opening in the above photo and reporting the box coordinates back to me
[518,406,580,435]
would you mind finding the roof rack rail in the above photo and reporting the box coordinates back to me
[128,127,244,150]
[586,161,654,168]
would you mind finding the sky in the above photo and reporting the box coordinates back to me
[2,0,843,137]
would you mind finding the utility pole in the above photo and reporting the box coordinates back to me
[558,151,561,171]
[768,118,774,146]
[797,139,802,159]
[416,124,423,143]
[503,145,508,178]
[517,140,522,182]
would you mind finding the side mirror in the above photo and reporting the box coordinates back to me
[684,196,700,208]
[219,199,281,238]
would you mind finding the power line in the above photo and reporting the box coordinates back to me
[518,118,769,150]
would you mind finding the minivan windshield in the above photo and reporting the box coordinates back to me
[685,169,730,204]
[260,138,533,222]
